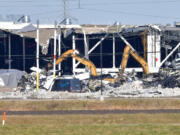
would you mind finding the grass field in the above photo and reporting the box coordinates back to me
[0,114,180,135]
[0,99,180,111]
[0,99,180,135]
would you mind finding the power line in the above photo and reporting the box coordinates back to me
[0,0,179,23]
[80,0,180,6]
[30,10,61,16]
[0,5,60,7]
[77,7,180,20]
[0,0,63,2]
[0,0,177,7]
[0,0,77,3]
[0,1,33,3]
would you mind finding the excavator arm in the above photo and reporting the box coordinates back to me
[55,49,75,65]
[120,45,130,72]
[121,45,150,75]
[129,47,150,75]
[71,54,98,76]
[47,49,77,70]
[47,49,98,76]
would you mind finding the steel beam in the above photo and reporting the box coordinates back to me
[23,37,25,71]
[75,33,109,68]
[72,35,76,75]
[58,28,61,73]
[8,34,11,69]
[117,33,136,52]
[160,42,180,67]
[36,20,40,90]
[53,21,57,78]
[113,34,115,68]
[88,33,109,54]
[83,29,89,59]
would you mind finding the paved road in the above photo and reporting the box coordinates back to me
[1,109,180,115]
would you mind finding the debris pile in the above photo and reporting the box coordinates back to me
[17,72,48,92]
[102,69,180,97]
[103,80,180,98]
[0,68,180,99]
[143,69,180,88]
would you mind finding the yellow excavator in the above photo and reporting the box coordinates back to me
[47,49,114,91]
[71,54,98,76]
[120,45,150,75]
[47,46,149,84]
[47,49,98,77]
[117,33,150,76]
[106,45,150,84]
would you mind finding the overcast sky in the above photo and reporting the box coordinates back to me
[0,0,179,25]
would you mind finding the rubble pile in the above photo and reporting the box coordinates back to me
[102,69,180,98]
[103,80,180,98]
[17,73,35,91]
[17,70,50,92]
[0,69,180,99]
[143,69,180,88]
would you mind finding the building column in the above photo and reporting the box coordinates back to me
[85,36,89,72]
[72,35,76,75]
[36,20,40,90]
[113,34,116,68]
[8,34,11,69]
[58,28,61,73]
[22,37,26,71]
[53,21,57,78]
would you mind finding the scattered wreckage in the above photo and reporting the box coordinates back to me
[1,24,180,99]
[17,45,149,92]
[0,67,180,99]
[16,66,180,92]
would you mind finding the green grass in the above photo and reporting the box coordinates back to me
[0,114,180,135]
[2,124,180,135]
[1,99,180,111]
[0,99,180,134]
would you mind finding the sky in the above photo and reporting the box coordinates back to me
[0,0,179,25]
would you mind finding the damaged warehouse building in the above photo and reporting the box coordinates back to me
[0,21,180,95]
[22,23,180,74]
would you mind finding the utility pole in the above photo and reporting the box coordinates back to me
[62,0,68,19]
[53,21,57,78]
[100,42,104,101]
[36,20,40,91]
[8,34,11,69]
[78,0,81,9]
[61,0,79,23]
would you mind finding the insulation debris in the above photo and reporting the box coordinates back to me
[7,69,179,99]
